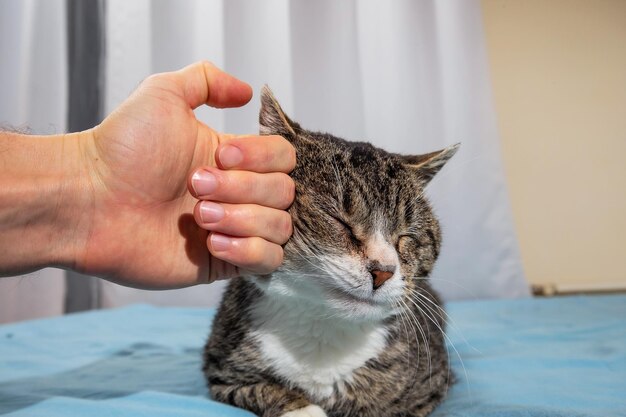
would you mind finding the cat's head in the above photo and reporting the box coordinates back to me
[255,86,458,321]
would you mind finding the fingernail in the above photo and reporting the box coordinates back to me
[191,170,218,196]
[210,234,232,251]
[219,145,243,168]
[199,202,225,224]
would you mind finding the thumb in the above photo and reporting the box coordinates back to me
[174,61,253,110]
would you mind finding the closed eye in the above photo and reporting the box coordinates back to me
[396,234,414,251]
[330,215,360,245]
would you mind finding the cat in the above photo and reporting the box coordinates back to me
[203,86,459,417]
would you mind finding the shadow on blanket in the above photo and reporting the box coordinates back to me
[0,343,206,415]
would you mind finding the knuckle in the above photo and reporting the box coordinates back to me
[271,135,296,172]
[259,141,275,168]
[277,211,293,243]
[271,247,285,270]
[245,238,282,273]
[139,73,161,90]
[145,71,171,86]
[287,142,297,171]
[242,208,260,233]
[198,59,214,69]
[144,73,161,84]
[256,244,283,274]
[243,237,266,265]
[245,174,261,198]
[278,174,295,208]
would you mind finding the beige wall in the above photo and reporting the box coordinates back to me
[482,0,626,288]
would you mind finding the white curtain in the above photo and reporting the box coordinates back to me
[101,0,529,307]
[0,0,67,323]
[0,0,528,322]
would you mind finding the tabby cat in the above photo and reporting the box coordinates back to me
[203,87,459,417]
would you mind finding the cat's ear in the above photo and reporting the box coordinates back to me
[259,85,298,139]
[401,143,460,183]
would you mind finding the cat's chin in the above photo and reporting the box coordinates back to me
[324,290,396,322]
[328,299,394,322]
[249,275,394,322]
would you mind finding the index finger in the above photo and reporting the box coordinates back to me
[216,135,296,174]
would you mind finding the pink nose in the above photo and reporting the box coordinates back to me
[372,270,393,290]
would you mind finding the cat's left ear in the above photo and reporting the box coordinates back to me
[259,85,299,140]
[401,143,460,183]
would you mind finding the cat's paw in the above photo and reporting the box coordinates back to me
[280,404,327,417]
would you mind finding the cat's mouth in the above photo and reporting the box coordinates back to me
[325,286,386,307]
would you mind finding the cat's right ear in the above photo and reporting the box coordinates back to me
[259,85,299,140]
[401,143,460,184]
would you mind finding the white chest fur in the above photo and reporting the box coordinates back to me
[250,296,389,400]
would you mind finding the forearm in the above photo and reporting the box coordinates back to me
[0,130,93,276]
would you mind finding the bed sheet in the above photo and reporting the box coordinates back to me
[1,295,624,416]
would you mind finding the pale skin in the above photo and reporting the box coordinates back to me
[0,61,296,289]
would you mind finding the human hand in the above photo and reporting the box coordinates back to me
[72,62,295,288]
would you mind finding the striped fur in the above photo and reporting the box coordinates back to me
[203,87,458,417]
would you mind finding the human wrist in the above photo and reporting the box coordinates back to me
[0,130,95,275]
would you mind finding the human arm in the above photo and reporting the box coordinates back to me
[0,61,295,288]
[0,130,92,276]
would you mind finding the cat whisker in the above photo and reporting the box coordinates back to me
[397,299,423,378]
[320,257,369,291]
[404,289,456,393]
[393,300,414,375]
[399,298,433,386]
[394,299,426,413]
[290,239,331,273]
[409,276,481,299]
[406,286,480,355]
[405,296,450,390]
[404,292,472,399]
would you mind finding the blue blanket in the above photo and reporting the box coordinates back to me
[1,295,624,416]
